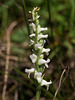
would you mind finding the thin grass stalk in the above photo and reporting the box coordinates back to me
[70,0,75,29]
[21,0,30,35]
[46,0,54,42]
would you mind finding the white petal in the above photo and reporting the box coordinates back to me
[42,48,50,55]
[38,34,48,40]
[30,23,36,31]
[25,68,35,78]
[34,43,42,50]
[41,80,52,90]
[30,54,37,63]
[29,33,35,37]
[45,63,49,68]
[38,59,50,66]
[34,70,42,77]
[45,59,50,68]
[29,39,35,46]
[42,48,50,53]
[37,77,42,83]
[32,7,38,19]
[34,70,42,83]
[38,27,48,33]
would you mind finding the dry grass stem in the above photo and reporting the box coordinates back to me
[53,68,67,100]
[2,21,17,100]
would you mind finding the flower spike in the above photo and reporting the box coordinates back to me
[25,7,52,92]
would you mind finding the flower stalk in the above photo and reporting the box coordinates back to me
[25,7,52,100]
[36,85,41,100]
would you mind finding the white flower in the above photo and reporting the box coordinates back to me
[34,70,42,77]
[38,26,48,33]
[30,54,37,63]
[38,34,48,40]
[41,80,52,90]
[34,70,42,83]
[30,23,36,31]
[36,76,42,83]
[38,47,50,55]
[32,7,38,20]
[25,68,35,78]
[29,33,35,38]
[34,43,42,50]
[34,70,52,90]
[29,39,35,46]
[38,59,50,68]
[42,48,50,55]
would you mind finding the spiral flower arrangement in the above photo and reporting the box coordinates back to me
[25,7,52,100]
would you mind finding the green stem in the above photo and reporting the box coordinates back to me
[36,84,41,100]
[35,12,39,70]
[35,12,39,44]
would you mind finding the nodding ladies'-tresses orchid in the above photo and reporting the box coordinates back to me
[25,7,52,100]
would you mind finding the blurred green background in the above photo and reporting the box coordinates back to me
[0,0,75,100]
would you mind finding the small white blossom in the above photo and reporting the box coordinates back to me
[38,47,50,55]
[34,43,42,50]
[30,23,36,31]
[45,59,50,68]
[36,76,42,83]
[41,80,52,90]
[42,48,50,55]
[38,34,48,40]
[30,54,37,63]
[34,70,52,90]
[38,59,50,68]
[38,26,48,33]
[25,68,35,78]
[32,7,38,20]
[29,39,35,46]
[29,33,35,38]
[34,70,42,77]
[34,70,42,83]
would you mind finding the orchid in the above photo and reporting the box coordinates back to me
[25,68,35,78]
[38,34,48,40]
[30,54,37,63]
[25,7,52,100]
[41,80,52,90]
[38,59,50,68]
